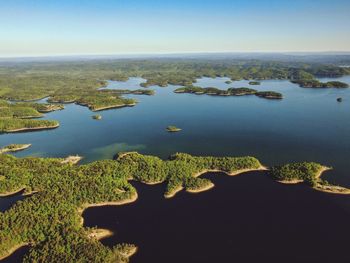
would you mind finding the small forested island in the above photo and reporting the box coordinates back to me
[166,126,182,132]
[0,100,60,133]
[225,80,232,84]
[255,91,283,99]
[337,97,343,102]
[174,86,283,99]
[1,152,349,262]
[292,79,349,88]
[270,162,350,194]
[92,114,102,120]
[249,81,261,85]
[0,144,31,154]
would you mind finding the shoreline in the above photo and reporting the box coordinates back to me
[0,243,29,261]
[0,187,38,197]
[120,247,138,258]
[164,186,184,199]
[88,229,114,240]
[90,103,136,112]
[275,166,350,195]
[141,180,164,185]
[4,123,59,133]
[0,187,25,197]
[0,144,32,154]
[277,166,331,185]
[186,182,215,193]
[61,155,83,165]
[78,191,138,226]
[192,166,268,178]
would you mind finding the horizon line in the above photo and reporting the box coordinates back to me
[1,50,350,59]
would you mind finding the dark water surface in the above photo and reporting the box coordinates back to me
[83,172,350,263]
[1,76,350,262]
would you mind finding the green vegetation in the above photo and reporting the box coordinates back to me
[269,162,350,193]
[76,93,136,111]
[1,152,350,261]
[0,59,348,104]
[49,90,137,111]
[0,106,43,119]
[0,144,31,154]
[106,89,155,96]
[0,119,59,133]
[166,126,182,132]
[174,86,282,99]
[270,162,323,186]
[255,91,283,99]
[15,102,65,113]
[292,79,349,88]
[225,80,232,84]
[0,152,263,262]
[92,114,102,120]
[0,101,60,133]
[228,87,258,95]
[249,81,261,85]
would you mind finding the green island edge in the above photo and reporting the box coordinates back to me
[0,151,349,262]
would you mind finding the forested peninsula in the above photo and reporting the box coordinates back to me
[0,100,60,133]
[174,86,283,99]
[1,152,349,262]
[0,59,349,104]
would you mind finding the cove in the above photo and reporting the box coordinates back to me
[83,171,350,263]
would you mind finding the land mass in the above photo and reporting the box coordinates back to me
[1,152,349,262]
[166,126,182,132]
[174,86,283,99]
[0,100,60,133]
[0,58,349,103]
[0,144,31,154]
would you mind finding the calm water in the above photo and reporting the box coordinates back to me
[1,76,350,185]
[83,172,350,263]
[1,76,350,262]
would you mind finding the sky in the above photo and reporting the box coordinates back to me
[1,0,350,57]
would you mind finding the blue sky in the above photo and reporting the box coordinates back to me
[1,0,349,57]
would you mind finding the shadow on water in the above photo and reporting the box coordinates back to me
[0,247,29,263]
[83,171,350,263]
[0,190,26,213]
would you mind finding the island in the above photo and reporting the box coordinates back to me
[0,59,349,103]
[166,126,182,132]
[255,91,283,99]
[0,144,31,154]
[270,162,350,194]
[249,81,261,85]
[0,152,350,262]
[292,79,349,89]
[225,80,232,84]
[174,86,283,99]
[337,97,343,102]
[92,114,102,120]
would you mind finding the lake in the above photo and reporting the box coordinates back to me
[84,171,350,263]
[1,76,350,262]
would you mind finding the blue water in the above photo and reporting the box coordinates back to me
[1,76,350,186]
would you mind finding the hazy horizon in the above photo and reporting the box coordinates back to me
[1,0,350,57]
